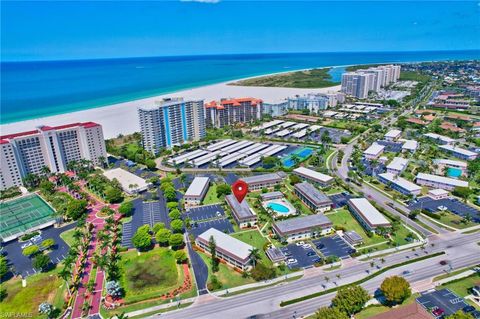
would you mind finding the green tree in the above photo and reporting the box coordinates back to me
[168,209,181,220]
[132,225,152,250]
[41,238,56,249]
[118,201,134,216]
[163,186,177,202]
[155,228,171,246]
[104,186,124,203]
[33,253,51,272]
[209,235,219,272]
[331,285,370,316]
[66,199,88,220]
[22,245,39,257]
[145,159,157,170]
[152,222,166,234]
[168,233,184,248]
[452,186,472,199]
[289,174,302,185]
[174,250,188,263]
[216,183,232,197]
[167,202,179,210]
[380,276,411,305]
[39,180,56,194]
[170,219,184,233]
[314,307,348,319]
[445,311,474,319]
[0,256,9,278]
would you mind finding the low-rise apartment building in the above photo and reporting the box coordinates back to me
[184,177,210,209]
[347,198,391,232]
[272,214,333,243]
[386,157,409,175]
[438,145,478,161]
[294,182,332,213]
[242,172,286,191]
[416,173,469,191]
[196,228,253,271]
[292,166,334,187]
[226,194,257,228]
[363,143,385,160]
[378,173,422,196]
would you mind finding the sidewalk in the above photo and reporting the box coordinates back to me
[126,297,197,317]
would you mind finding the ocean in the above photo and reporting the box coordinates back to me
[1,50,479,124]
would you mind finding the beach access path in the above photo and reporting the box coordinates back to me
[0,82,340,139]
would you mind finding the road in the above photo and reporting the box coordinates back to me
[154,232,480,319]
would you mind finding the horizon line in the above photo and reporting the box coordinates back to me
[2,48,480,64]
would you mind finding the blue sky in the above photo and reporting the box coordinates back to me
[1,1,479,61]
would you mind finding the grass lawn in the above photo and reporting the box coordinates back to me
[1,267,66,316]
[325,186,345,195]
[120,247,181,304]
[60,228,76,247]
[326,209,386,247]
[438,273,480,297]
[203,183,220,205]
[198,251,255,291]
[433,211,478,230]
[231,229,271,266]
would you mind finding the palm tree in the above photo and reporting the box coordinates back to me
[59,268,72,295]
[324,276,330,283]
[249,248,261,268]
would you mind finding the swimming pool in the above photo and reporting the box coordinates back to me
[447,167,462,178]
[267,202,290,213]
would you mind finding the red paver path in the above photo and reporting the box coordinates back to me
[68,183,116,319]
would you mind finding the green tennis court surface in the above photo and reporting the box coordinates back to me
[0,194,56,242]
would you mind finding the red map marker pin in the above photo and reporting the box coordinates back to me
[232,180,248,203]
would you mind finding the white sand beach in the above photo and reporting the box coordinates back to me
[0,81,340,139]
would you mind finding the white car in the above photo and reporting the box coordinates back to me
[295,241,305,246]
[21,242,32,249]
[302,244,312,249]
[287,258,297,264]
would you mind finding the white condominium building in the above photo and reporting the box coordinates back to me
[341,65,401,99]
[1,122,107,190]
[138,98,206,154]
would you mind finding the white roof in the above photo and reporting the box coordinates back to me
[439,145,478,157]
[103,168,150,192]
[348,198,391,226]
[379,173,422,192]
[385,129,402,138]
[416,173,469,188]
[364,143,385,156]
[197,228,253,261]
[402,140,418,150]
[293,166,334,183]
[386,157,409,171]
[424,133,455,143]
[433,159,467,168]
[428,189,449,196]
[185,177,210,197]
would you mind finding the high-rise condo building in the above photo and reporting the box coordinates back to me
[138,98,206,154]
[205,97,263,128]
[341,65,401,99]
[0,122,107,190]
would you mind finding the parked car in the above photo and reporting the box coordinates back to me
[316,244,325,249]
[312,258,322,264]
[21,242,32,249]
[295,241,305,246]
[307,251,316,256]
[302,244,311,249]
[463,305,475,313]
[432,308,444,317]
[287,258,297,264]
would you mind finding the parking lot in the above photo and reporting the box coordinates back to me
[313,235,355,259]
[310,127,351,144]
[280,243,322,269]
[377,140,403,152]
[188,218,234,238]
[185,204,225,221]
[1,223,75,277]
[416,289,469,317]
[329,193,352,208]
[409,197,480,223]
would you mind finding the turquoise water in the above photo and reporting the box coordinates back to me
[267,202,290,214]
[2,50,479,124]
[447,167,462,178]
[282,147,314,168]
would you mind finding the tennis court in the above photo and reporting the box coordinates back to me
[0,194,56,242]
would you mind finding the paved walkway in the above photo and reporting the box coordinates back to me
[67,184,118,318]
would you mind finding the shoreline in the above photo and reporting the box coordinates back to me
[0,58,466,139]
